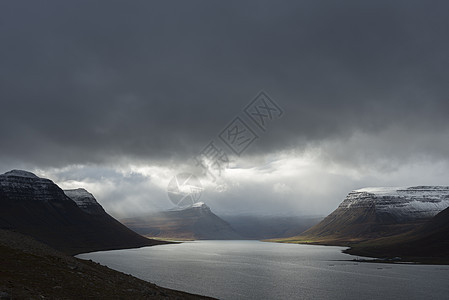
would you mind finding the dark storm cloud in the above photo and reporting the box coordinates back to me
[1,0,449,168]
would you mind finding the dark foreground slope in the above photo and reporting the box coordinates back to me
[122,202,242,240]
[0,229,213,299]
[0,170,166,255]
[345,206,449,263]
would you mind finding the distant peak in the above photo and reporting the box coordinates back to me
[167,201,209,211]
[2,170,39,178]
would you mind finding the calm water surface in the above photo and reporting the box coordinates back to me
[77,241,449,299]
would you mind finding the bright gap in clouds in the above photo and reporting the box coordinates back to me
[33,142,449,219]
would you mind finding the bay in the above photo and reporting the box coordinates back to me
[77,241,449,299]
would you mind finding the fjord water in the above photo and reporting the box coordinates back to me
[77,241,449,300]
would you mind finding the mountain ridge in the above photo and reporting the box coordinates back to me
[0,170,166,255]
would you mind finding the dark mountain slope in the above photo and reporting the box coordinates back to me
[0,170,165,255]
[346,206,449,261]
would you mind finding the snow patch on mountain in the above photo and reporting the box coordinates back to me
[0,170,68,202]
[343,186,449,221]
[64,189,98,205]
[168,201,209,211]
[1,170,39,178]
[64,188,104,214]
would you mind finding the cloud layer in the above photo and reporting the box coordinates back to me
[1,1,448,216]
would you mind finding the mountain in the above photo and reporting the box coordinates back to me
[277,186,449,245]
[0,170,165,254]
[345,206,449,261]
[121,202,242,240]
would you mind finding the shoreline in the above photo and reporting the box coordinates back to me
[0,229,214,299]
[265,239,449,265]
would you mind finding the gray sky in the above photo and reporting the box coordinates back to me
[1,1,449,217]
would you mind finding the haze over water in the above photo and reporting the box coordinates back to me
[78,241,449,300]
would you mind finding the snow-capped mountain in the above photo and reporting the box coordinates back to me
[0,170,73,203]
[0,170,164,254]
[122,202,242,240]
[64,188,105,215]
[285,186,449,244]
[166,201,207,211]
[342,186,449,222]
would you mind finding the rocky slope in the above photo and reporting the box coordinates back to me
[345,206,449,262]
[278,186,449,244]
[0,170,165,254]
[0,229,212,299]
[122,202,242,240]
